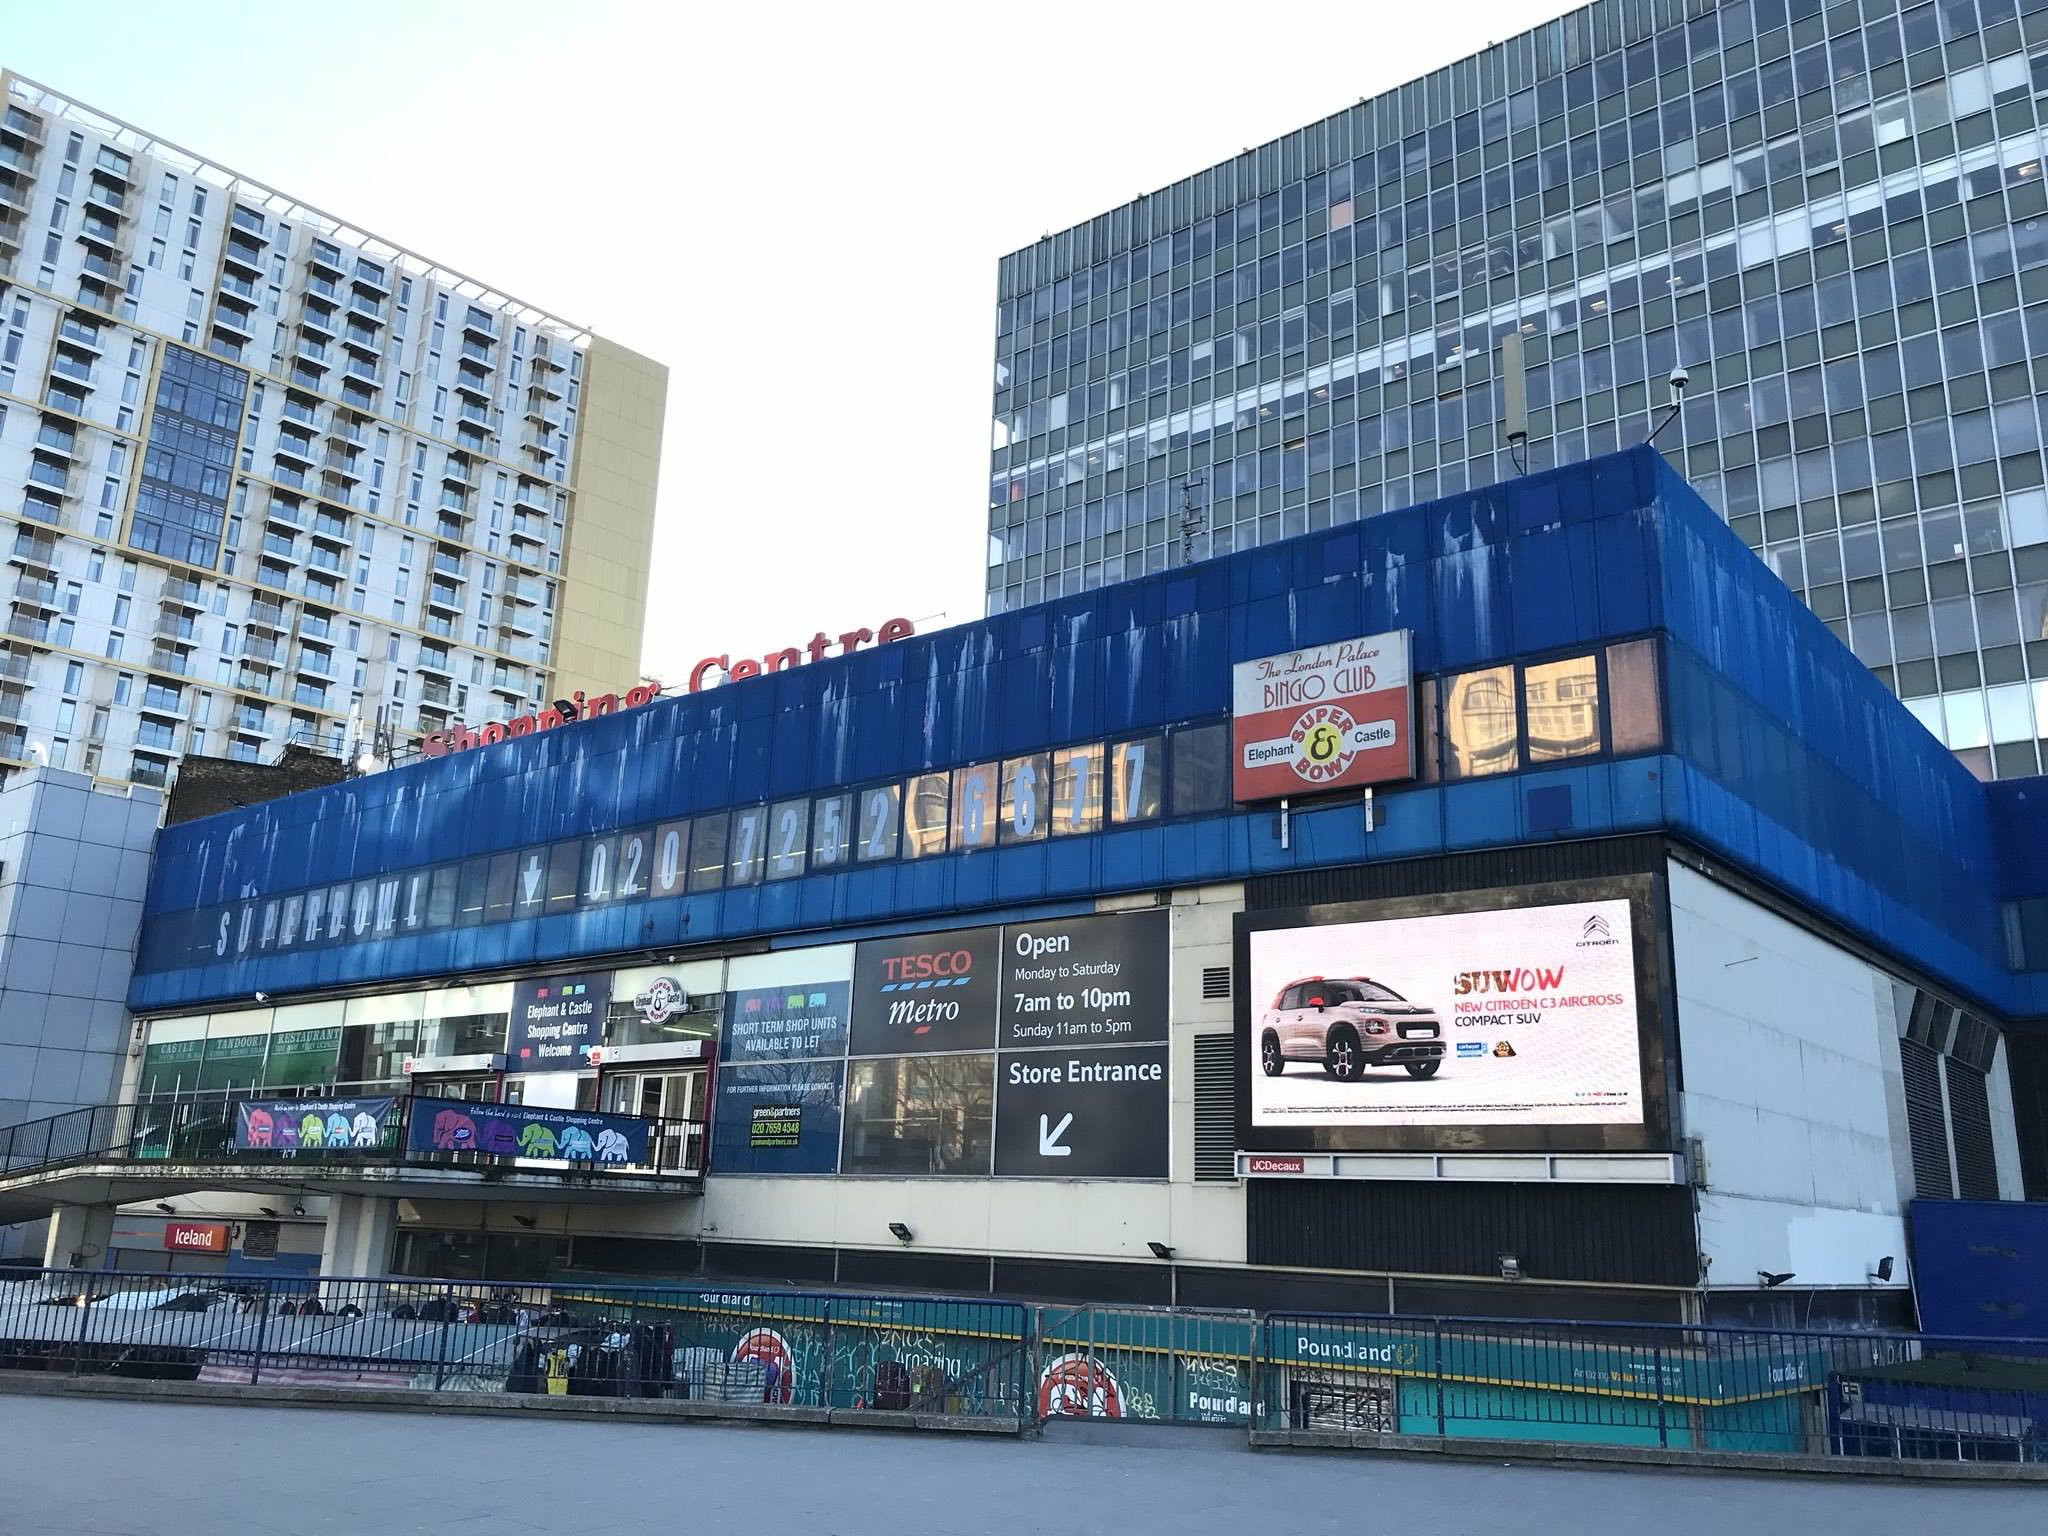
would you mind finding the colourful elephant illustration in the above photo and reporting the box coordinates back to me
[431,1109,476,1150]
[350,1112,379,1147]
[556,1127,596,1160]
[242,1108,274,1147]
[517,1123,558,1157]
[478,1120,520,1155]
[594,1128,630,1162]
[324,1113,352,1146]
[277,1118,300,1149]
[299,1114,326,1148]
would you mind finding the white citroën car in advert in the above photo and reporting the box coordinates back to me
[1259,976,1446,1081]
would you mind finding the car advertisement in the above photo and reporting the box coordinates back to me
[1231,630,1413,802]
[1246,897,1642,1127]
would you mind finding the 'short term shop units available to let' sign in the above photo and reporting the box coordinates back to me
[31,446,2048,1325]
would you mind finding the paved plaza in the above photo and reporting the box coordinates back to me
[1,1396,2042,1534]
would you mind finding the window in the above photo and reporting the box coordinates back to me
[1051,743,1105,835]
[652,819,690,897]
[689,812,729,891]
[1441,666,1519,778]
[1170,723,1229,815]
[999,754,1050,843]
[1110,735,1163,822]
[765,799,809,879]
[841,1054,995,1176]
[1522,655,1601,762]
[727,804,767,884]
[1607,639,1662,754]
[856,784,900,862]
[903,771,950,857]
[950,762,999,851]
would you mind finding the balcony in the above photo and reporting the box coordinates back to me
[298,612,333,642]
[10,575,58,610]
[309,513,350,545]
[0,177,28,218]
[8,531,58,574]
[342,325,380,358]
[440,453,475,488]
[308,243,345,277]
[146,645,192,676]
[76,215,120,253]
[159,577,206,611]
[456,403,500,435]
[1,106,45,144]
[461,307,497,340]
[154,614,199,644]
[231,712,271,737]
[265,496,306,532]
[133,721,178,754]
[83,181,125,217]
[138,685,187,719]
[512,480,550,513]
[241,630,281,661]
[422,614,455,640]
[305,546,343,576]
[432,559,467,585]
[434,515,467,542]
[299,302,337,340]
[341,355,380,385]
[454,369,491,401]
[232,663,274,692]
[21,492,66,529]
[211,304,254,342]
[273,433,317,468]
[489,672,525,699]
[246,599,288,631]
[4,613,52,646]
[0,687,29,723]
[426,584,463,613]
[415,649,452,678]
[419,680,452,707]
[260,533,300,565]
[347,290,385,323]
[0,726,30,761]
[221,235,265,277]
[291,682,329,709]
[92,148,133,184]
[351,260,391,295]
[0,649,33,683]
[296,646,336,680]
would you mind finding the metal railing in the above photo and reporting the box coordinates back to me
[0,1096,704,1182]
[1034,1303,2048,1465]
[0,1271,1030,1418]
[0,1273,2038,1463]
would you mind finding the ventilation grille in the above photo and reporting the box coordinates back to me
[1193,1033,1236,1182]
[1201,964,1232,1001]
[1901,1038,1954,1200]
[1946,1062,1999,1201]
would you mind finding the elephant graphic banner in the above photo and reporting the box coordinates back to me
[233,1097,397,1153]
[402,1095,650,1165]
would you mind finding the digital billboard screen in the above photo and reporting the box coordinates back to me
[1245,897,1645,1131]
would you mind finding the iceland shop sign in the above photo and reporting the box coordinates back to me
[1231,630,1414,802]
[507,973,612,1068]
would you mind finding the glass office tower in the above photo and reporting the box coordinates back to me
[988,0,2048,778]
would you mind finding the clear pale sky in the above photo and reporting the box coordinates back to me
[0,0,1560,683]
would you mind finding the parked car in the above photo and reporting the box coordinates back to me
[1259,976,1445,1080]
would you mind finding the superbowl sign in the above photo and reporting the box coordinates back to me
[1231,631,1414,801]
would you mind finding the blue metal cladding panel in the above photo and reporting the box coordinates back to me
[131,447,2048,1019]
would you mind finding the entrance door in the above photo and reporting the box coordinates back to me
[603,1070,706,1172]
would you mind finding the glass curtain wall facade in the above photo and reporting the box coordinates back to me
[988,0,2048,779]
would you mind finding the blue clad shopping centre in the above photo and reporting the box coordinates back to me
[43,447,2048,1321]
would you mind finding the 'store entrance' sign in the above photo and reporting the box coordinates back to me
[993,910,1170,1178]
[993,1044,1169,1178]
